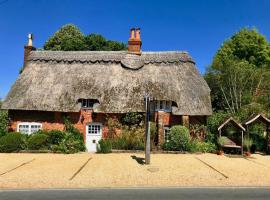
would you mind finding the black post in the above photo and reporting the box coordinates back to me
[144,94,151,165]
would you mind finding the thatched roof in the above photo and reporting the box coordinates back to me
[2,50,212,115]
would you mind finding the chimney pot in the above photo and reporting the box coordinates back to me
[23,33,36,70]
[28,33,33,46]
[135,28,141,40]
[129,28,135,40]
[128,28,142,55]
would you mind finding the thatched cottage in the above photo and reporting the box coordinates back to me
[2,28,212,152]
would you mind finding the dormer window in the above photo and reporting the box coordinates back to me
[79,99,99,109]
[154,100,172,112]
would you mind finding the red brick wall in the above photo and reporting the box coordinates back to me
[8,110,207,145]
[8,110,119,142]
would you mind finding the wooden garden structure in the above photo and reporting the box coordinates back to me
[243,114,270,154]
[218,117,245,155]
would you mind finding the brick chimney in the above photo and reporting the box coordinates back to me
[24,33,36,67]
[128,28,142,55]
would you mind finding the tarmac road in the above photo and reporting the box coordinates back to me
[0,187,270,200]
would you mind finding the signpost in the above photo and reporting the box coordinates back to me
[144,94,151,164]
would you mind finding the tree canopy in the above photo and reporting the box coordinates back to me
[205,28,270,114]
[44,24,126,51]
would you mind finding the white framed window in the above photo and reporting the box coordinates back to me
[17,122,42,135]
[87,123,102,135]
[81,99,94,109]
[164,126,171,142]
[154,100,172,112]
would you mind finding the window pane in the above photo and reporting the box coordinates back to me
[159,101,164,110]
[30,125,41,134]
[88,124,101,134]
[19,125,29,134]
[164,127,171,142]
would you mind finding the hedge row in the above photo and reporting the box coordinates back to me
[0,129,85,154]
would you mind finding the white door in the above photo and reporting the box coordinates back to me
[86,123,102,152]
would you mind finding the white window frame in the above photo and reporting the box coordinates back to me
[155,100,172,112]
[164,126,171,143]
[81,99,94,109]
[86,123,102,135]
[17,122,42,135]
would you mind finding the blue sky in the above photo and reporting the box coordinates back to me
[1,0,270,99]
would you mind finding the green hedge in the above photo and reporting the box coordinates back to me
[0,132,25,152]
[162,125,190,151]
[97,139,112,153]
[28,134,49,150]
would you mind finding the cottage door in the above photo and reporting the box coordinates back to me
[86,123,102,152]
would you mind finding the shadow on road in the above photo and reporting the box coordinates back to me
[131,155,145,165]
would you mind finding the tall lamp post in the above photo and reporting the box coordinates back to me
[144,93,151,165]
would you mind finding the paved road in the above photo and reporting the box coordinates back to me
[0,188,270,200]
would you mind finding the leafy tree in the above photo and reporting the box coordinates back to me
[44,24,126,51]
[213,28,270,68]
[205,28,270,113]
[44,24,86,51]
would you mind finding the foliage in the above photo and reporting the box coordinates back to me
[190,124,212,141]
[46,130,66,145]
[85,34,126,51]
[217,136,226,147]
[234,103,266,121]
[107,117,122,139]
[56,132,85,154]
[0,100,8,136]
[97,139,112,153]
[63,117,84,141]
[57,118,86,153]
[27,133,49,150]
[150,121,157,146]
[44,24,126,51]
[112,126,145,150]
[207,111,230,135]
[213,28,270,68]
[44,24,86,51]
[205,28,270,113]
[188,139,216,153]
[162,125,190,151]
[121,112,145,126]
[0,132,25,152]
[243,137,253,152]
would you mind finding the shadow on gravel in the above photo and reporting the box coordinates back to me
[131,155,145,165]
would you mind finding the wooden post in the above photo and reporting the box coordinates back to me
[144,94,151,165]
[182,115,189,128]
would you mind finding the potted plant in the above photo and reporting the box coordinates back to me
[243,138,253,157]
[217,136,226,155]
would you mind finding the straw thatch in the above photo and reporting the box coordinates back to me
[2,50,212,115]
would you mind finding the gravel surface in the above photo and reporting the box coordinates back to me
[1,153,270,189]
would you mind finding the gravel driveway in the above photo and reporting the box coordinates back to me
[1,153,270,189]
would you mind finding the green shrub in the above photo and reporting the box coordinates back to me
[112,126,145,150]
[188,139,216,153]
[55,131,85,154]
[0,132,25,152]
[28,134,49,150]
[97,139,112,153]
[162,125,190,151]
[121,112,144,126]
[207,112,230,135]
[46,130,65,145]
